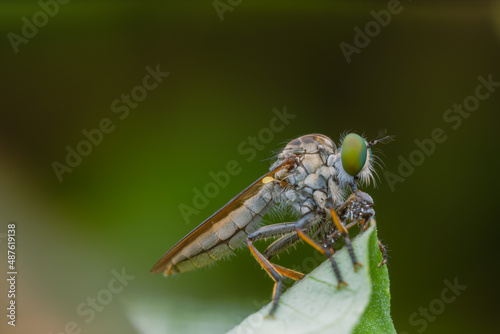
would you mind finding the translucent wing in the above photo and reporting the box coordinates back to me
[150,157,295,275]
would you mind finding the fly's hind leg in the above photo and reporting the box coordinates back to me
[263,232,300,260]
[295,211,347,288]
[247,223,305,280]
[247,223,305,317]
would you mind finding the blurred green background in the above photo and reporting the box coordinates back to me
[1,1,499,333]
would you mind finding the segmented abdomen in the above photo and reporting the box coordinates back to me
[168,188,274,274]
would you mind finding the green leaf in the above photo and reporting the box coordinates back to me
[227,222,396,334]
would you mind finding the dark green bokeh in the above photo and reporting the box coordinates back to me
[1,1,499,333]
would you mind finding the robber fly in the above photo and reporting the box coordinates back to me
[151,132,393,317]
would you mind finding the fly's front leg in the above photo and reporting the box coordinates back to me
[340,191,389,267]
[247,223,305,317]
[355,216,388,267]
[326,198,363,272]
[377,239,388,267]
[295,212,347,288]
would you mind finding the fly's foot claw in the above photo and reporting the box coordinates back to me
[337,280,348,289]
[354,262,363,272]
[377,259,387,268]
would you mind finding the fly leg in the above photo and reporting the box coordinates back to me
[326,197,363,272]
[324,229,342,252]
[357,217,388,267]
[339,190,389,267]
[247,223,305,279]
[263,232,300,260]
[247,223,305,317]
[295,211,347,288]
[377,239,388,267]
[350,216,389,268]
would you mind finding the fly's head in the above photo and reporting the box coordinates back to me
[332,132,394,192]
[268,132,392,214]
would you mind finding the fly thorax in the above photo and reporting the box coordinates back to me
[271,134,346,215]
[277,153,343,215]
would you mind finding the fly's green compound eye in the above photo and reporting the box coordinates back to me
[341,133,368,176]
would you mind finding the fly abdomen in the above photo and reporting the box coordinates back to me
[169,188,274,274]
